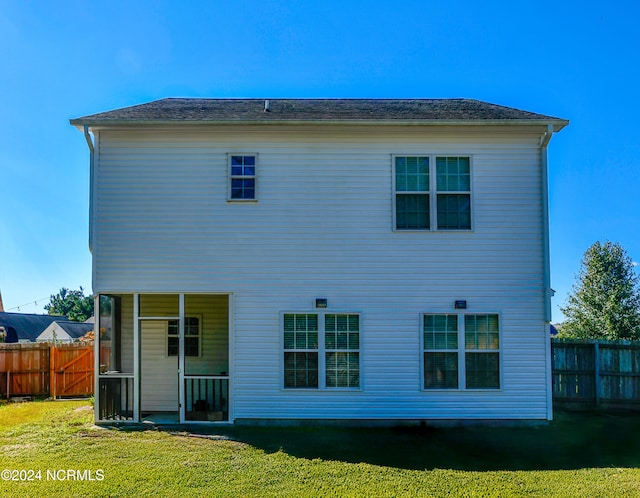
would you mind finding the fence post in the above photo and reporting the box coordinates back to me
[49,345,56,399]
[594,341,601,408]
[6,371,9,399]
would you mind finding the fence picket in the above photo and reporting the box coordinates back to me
[0,342,93,398]
[552,338,640,410]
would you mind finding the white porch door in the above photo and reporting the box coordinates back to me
[141,320,178,412]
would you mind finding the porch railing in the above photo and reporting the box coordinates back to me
[98,375,134,421]
[184,375,229,421]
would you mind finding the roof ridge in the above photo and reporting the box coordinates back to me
[0,311,66,318]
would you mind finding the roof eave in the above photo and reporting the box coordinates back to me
[71,118,569,132]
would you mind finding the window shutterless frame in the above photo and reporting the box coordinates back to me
[167,315,202,358]
[281,311,362,390]
[227,153,258,201]
[392,154,473,231]
[420,312,501,390]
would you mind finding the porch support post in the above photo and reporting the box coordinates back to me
[228,293,234,422]
[133,293,140,422]
[179,294,185,423]
[94,295,100,423]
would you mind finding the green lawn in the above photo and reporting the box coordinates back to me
[1,401,639,497]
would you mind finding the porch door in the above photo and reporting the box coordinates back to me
[140,320,178,412]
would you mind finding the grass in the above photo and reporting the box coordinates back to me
[1,401,639,497]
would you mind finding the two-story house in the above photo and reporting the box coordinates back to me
[71,99,567,425]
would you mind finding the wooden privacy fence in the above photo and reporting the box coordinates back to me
[0,342,93,398]
[552,338,640,410]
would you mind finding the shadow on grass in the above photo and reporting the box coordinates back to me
[135,411,640,472]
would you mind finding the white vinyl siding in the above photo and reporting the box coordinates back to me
[93,124,550,420]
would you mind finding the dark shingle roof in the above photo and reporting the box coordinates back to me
[54,321,94,339]
[71,98,568,130]
[0,312,68,342]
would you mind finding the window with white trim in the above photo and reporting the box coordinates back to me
[168,317,200,357]
[394,156,471,230]
[283,312,360,389]
[229,154,256,200]
[422,313,500,389]
[324,314,360,388]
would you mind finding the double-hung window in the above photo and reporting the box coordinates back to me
[283,312,361,389]
[229,154,257,200]
[283,314,319,388]
[394,156,471,230]
[422,313,500,389]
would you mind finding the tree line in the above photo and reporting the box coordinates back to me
[558,241,640,340]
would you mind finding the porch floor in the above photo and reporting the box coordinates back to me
[142,412,179,424]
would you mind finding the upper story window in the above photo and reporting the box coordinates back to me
[394,156,471,231]
[229,154,257,201]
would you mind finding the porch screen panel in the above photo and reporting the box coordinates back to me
[184,294,229,376]
[98,295,121,373]
[183,295,230,422]
[138,294,179,317]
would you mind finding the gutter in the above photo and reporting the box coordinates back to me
[540,123,553,320]
[540,123,554,420]
[70,118,570,131]
[83,125,95,253]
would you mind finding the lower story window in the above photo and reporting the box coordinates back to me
[283,312,360,389]
[168,317,200,357]
[423,313,500,389]
[283,314,318,388]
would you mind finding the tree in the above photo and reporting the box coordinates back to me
[44,287,94,322]
[560,241,640,340]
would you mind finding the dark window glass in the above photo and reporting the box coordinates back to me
[284,352,318,388]
[396,194,429,230]
[230,155,256,200]
[465,352,500,389]
[437,194,471,230]
[167,318,199,357]
[424,352,459,389]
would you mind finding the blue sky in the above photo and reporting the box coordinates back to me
[1,1,638,322]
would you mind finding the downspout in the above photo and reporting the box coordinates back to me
[540,123,554,420]
[540,124,553,321]
[83,125,95,253]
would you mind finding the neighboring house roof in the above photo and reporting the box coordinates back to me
[55,321,94,339]
[71,98,568,131]
[0,312,68,342]
[37,320,94,342]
